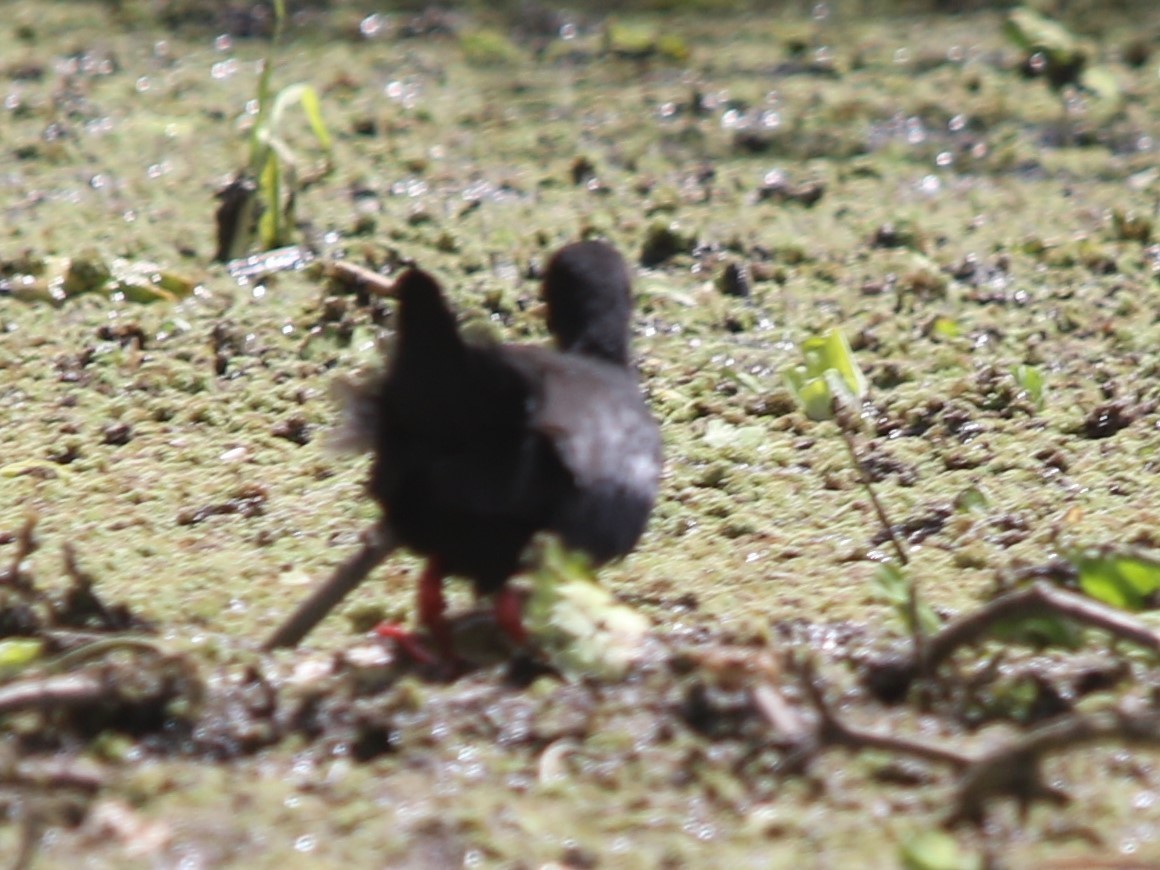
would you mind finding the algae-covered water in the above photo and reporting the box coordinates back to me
[3,1,1160,866]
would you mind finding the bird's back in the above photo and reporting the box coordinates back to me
[504,345,661,564]
[343,248,659,592]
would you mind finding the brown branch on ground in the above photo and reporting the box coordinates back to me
[1,754,106,795]
[59,545,133,632]
[795,657,971,769]
[0,671,109,718]
[864,580,1160,701]
[322,259,399,299]
[922,581,1160,671]
[949,704,1160,826]
[0,514,40,597]
[262,521,398,650]
[0,642,199,740]
[786,659,1160,828]
[0,753,106,870]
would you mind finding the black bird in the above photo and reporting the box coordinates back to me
[263,240,661,656]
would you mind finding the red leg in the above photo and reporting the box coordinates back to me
[375,560,451,665]
[417,560,454,657]
[493,584,528,647]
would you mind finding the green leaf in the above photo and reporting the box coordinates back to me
[703,419,765,452]
[874,562,909,607]
[109,258,199,303]
[803,329,868,399]
[296,85,332,155]
[991,612,1083,649]
[873,563,941,636]
[783,365,834,421]
[931,316,960,339]
[783,329,867,421]
[952,485,989,514]
[1011,364,1046,411]
[524,535,650,680]
[0,639,45,677]
[900,829,981,870]
[1003,8,1080,60]
[269,83,333,157]
[1071,550,1160,611]
[257,152,282,250]
[61,254,113,297]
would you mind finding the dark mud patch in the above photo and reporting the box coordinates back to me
[5,520,1160,867]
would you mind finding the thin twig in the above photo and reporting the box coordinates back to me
[951,704,1160,825]
[0,672,107,717]
[837,424,922,664]
[0,514,40,597]
[838,428,908,565]
[323,260,398,298]
[45,637,165,674]
[839,429,909,566]
[3,757,107,793]
[794,657,1160,827]
[923,581,1160,672]
[799,659,970,768]
[262,522,398,650]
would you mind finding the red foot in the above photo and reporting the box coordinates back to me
[375,565,528,667]
[375,560,457,666]
[374,622,439,666]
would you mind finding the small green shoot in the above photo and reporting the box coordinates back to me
[784,329,907,565]
[874,563,941,637]
[215,0,333,261]
[1070,549,1160,612]
[1011,364,1046,411]
[782,328,867,422]
[251,78,332,251]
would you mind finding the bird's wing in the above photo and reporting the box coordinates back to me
[511,347,661,495]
